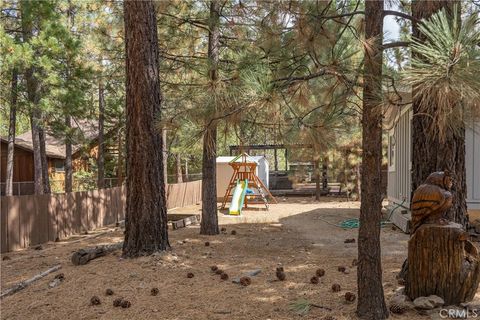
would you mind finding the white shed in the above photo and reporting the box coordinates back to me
[216,156,269,200]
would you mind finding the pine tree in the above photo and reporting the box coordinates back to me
[356,0,389,319]
[122,0,169,256]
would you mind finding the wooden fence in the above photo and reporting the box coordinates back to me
[0,180,202,253]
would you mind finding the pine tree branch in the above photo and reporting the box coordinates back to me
[382,41,410,50]
[382,10,417,22]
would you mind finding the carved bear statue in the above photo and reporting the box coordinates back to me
[410,171,453,233]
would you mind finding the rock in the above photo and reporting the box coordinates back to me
[48,278,63,288]
[394,286,405,295]
[413,295,444,310]
[152,252,178,263]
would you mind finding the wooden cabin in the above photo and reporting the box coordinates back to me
[384,98,480,232]
[0,120,104,195]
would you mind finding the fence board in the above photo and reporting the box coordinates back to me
[1,181,201,253]
[119,186,126,221]
[19,195,36,248]
[104,188,115,225]
[47,195,59,242]
[1,198,8,253]
[111,187,119,224]
[32,195,49,245]
[76,192,88,233]
[7,197,21,251]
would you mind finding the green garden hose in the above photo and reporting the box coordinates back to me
[317,199,406,229]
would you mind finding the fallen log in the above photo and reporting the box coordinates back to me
[0,265,62,299]
[71,242,123,266]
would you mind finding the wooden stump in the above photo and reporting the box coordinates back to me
[406,223,480,305]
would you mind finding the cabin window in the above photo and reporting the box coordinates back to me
[54,160,65,173]
[388,132,396,172]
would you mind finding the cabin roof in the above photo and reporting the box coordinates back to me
[0,119,100,159]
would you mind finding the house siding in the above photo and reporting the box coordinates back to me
[387,106,480,211]
[387,107,412,208]
[466,121,480,210]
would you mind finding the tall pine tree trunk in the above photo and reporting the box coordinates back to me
[162,128,168,189]
[123,0,169,256]
[411,0,467,228]
[64,0,74,194]
[175,154,183,183]
[22,5,44,195]
[5,69,18,196]
[97,81,105,189]
[26,73,44,195]
[322,156,328,189]
[39,124,50,194]
[314,158,321,201]
[117,127,123,186]
[200,0,220,235]
[65,115,73,193]
[184,158,189,182]
[356,1,388,319]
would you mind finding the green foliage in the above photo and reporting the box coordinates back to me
[405,7,480,138]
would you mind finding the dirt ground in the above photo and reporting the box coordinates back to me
[0,197,476,319]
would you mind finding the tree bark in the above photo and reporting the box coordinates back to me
[322,156,328,190]
[5,69,18,196]
[97,81,105,189]
[200,0,220,235]
[38,124,50,194]
[117,127,123,186]
[162,128,168,188]
[175,154,183,183]
[27,82,44,195]
[22,7,44,195]
[123,0,169,256]
[64,0,74,194]
[314,158,321,201]
[356,1,388,319]
[65,115,73,193]
[411,0,467,228]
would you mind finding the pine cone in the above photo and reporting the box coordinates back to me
[316,268,325,277]
[90,296,101,305]
[331,283,341,292]
[240,276,251,286]
[389,304,406,314]
[113,298,123,307]
[220,273,229,280]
